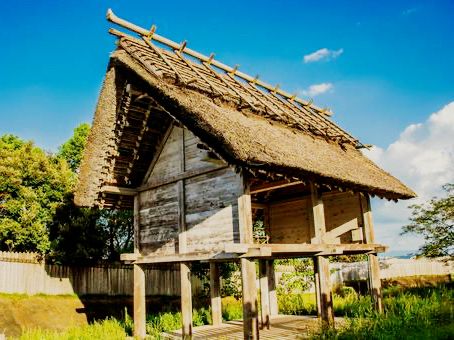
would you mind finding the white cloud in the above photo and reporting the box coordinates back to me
[299,83,333,97]
[363,102,454,254]
[402,7,418,16]
[303,48,344,63]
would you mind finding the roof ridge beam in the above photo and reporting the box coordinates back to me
[106,8,331,116]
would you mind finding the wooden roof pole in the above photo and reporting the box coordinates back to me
[106,8,331,116]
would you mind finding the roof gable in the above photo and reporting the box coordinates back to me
[74,12,416,208]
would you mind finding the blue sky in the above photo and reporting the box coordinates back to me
[1,1,453,254]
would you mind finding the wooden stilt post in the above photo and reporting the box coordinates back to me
[210,262,223,326]
[313,257,321,318]
[180,262,193,338]
[259,260,270,329]
[133,264,146,339]
[132,194,146,339]
[360,194,383,313]
[238,174,259,339]
[316,256,334,327]
[266,260,278,316]
[368,254,383,313]
[241,258,259,340]
[309,182,334,326]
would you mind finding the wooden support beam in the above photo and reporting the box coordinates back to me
[250,180,303,194]
[129,252,236,264]
[133,195,140,253]
[132,195,146,338]
[180,262,193,338]
[139,164,229,192]
[238,175,254,244]
[101,185,138,196]
[210,262,223,327]
[361,193,383,313]
[316,256,334,327]
[313,257,321,318]
[259,260,270,329]
[368,253,383,313]
[267,260,278,316]
[309,182,334,326]
[310,182,326,244]
[240,258,259,340]
[360,193,375,244]
[178,127,187,254]
[122,243,388,264]
[133,264,146,339]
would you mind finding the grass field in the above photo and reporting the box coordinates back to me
[9,283,454,339]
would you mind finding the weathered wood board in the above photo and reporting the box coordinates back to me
[139,183,179,255]
[184,129,223,172]
[322,192,363,243]
[269,198,312,244]
[139,125,243,255]
[146,126,182,183]
[185,167,242,253]
[268,191,364,245]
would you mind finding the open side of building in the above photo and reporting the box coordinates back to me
[75,10,416,339]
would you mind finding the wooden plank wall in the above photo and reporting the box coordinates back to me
[139,183,179,255]
[185,167,242,252]
[0,260,203,296]
[323,192,363,243]
[268,192,364,244]
[269,198,312,243]
[139,126,242,255]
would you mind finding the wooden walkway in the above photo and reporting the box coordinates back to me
[163,315,332,339]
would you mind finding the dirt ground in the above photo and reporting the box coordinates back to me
[0,294,87,338]
[0,294,184,338]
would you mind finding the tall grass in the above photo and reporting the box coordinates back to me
[19,319,126,340]
[16,285,453,339]
[145,308,212,338]
[313,285,454,339]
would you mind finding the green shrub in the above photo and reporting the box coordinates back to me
[278,292,317,315]
[222,296,243,320]
[193,307,212,326]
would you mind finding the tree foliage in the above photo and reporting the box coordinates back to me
[57,123,90,172]
[48,123,133,264]
[0,135,74,253]
[0,124,134,263]
[402,183,454,258]
[48,200,133,265]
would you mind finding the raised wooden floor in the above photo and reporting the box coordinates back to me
[163,315,341,339]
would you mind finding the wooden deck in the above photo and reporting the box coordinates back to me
[163,315,337,339]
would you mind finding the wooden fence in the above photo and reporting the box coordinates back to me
[1,252,452,296]
[0,252,203,296]
[331,257,453,284]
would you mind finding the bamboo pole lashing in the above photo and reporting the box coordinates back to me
[226,72,301,131]
[201,61,258,111]
[107,10,363,148]
[106,8,330,115]
[141,36,185,84]
[173,48,225,97]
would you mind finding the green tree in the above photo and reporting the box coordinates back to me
[49,123,133,264]
[402,183,454,258]
[0,135,74,253]
[57,123,90,172]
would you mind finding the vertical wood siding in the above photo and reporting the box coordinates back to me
[139,125,242,254]
[269,198,312,243]
[0,254,202,296]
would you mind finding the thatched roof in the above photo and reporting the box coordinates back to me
[75,30,415,208]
